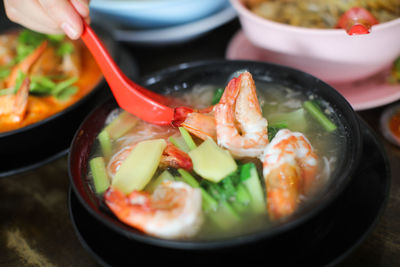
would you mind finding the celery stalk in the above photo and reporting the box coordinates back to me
[303,100,337,132]
[97,130,112,159]
[90,157,110,194]
[178,127,197,150]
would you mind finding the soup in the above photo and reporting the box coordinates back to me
[88,71,344,240]
[245,0,400,29]
[0,29,102,133]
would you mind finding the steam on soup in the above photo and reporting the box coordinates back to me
[88,71,344,240]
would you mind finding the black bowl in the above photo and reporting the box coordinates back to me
[0,20,137,177]
[69,60,362,250]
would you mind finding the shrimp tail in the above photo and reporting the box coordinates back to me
[13,77,30,121]
[161,142,193,171]
[172,106,194,127]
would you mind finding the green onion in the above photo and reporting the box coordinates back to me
[0,88,14,96]
[0,68,11,80]
[14,70,26,93]
[211,88,224,105]
[97,130,112,159]
[52,76,78,95]
[46,34,65,42]
[303,100,337,132]
[89,157,110,194]
[55,86,78,101]
[57,42,74,56]
[239,163,253,182]
[178,127,197,150]
[168,136,190,153]
[177,169,199,188]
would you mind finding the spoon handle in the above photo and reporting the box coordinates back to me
[80,21,174,125]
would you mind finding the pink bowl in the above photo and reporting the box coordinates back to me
[230,0,400,84]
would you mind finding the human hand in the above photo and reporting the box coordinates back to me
[4,0,90,40]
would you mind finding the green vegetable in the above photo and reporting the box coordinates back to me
[97,130,112,159]
[45,34,65,42]
[178,127,197,150]
[241,163,265,213]
[55,85,78,100]
[200,188,218,212]
[390,56,400,83]
[232,183,251,213]
[0,88,14,96]
[303,100,337,132]
[177,169,199,188]
[57,42,74,56]
[104,111,139,140]
[268,108,307,132]
[175,170,218,212]
[169,135,190,153]
[145,170,175,193]
[0,68,10,80]
[112,139,167,194]
[15,29,71,63]
[211,88,224,105]
[89,157,110,194]
[14,70,26,93]
[268,123,288,141]
[52,76,78,95]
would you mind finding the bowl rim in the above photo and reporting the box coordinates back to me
[69,59,363,249]
[230,0,400,35]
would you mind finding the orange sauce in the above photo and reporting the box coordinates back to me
[389,110,400,139]
[0,43,102,133]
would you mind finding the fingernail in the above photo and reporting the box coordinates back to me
[61,22,79,39]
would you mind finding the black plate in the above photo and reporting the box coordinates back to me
[0,6,138,177]
[68,118,390,266]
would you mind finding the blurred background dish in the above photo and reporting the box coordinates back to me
[0,20,138,177]
[226,31,400,111]
[90,0,230,29]
[229,0,400,84]
[90,0,236,45]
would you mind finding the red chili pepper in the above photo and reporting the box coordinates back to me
[336,7,379,35]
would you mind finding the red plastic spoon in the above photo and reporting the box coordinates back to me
[80,21,175,125]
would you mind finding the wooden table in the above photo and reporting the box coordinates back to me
[0,14,399,267]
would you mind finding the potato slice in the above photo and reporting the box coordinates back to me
[112,139,167,194]
[189,138,237,183]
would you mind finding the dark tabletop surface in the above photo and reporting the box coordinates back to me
[0,4,399,267]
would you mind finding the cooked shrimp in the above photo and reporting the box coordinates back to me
[260,129,318,220]
[108,141,192,178]
[214,71,269,158]
[6,41,48,89]
[104,181,203,239]
[172,106,217,141]
[0,78,30,124]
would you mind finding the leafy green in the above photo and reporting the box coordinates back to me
[0,68,11,80]
[55,85,78,101]
[14,70,26,93]
[0,88,14,96]
[303,100,337,132]
[267,122,288,141]
[211,88,224,105]
[57,42,74,56]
